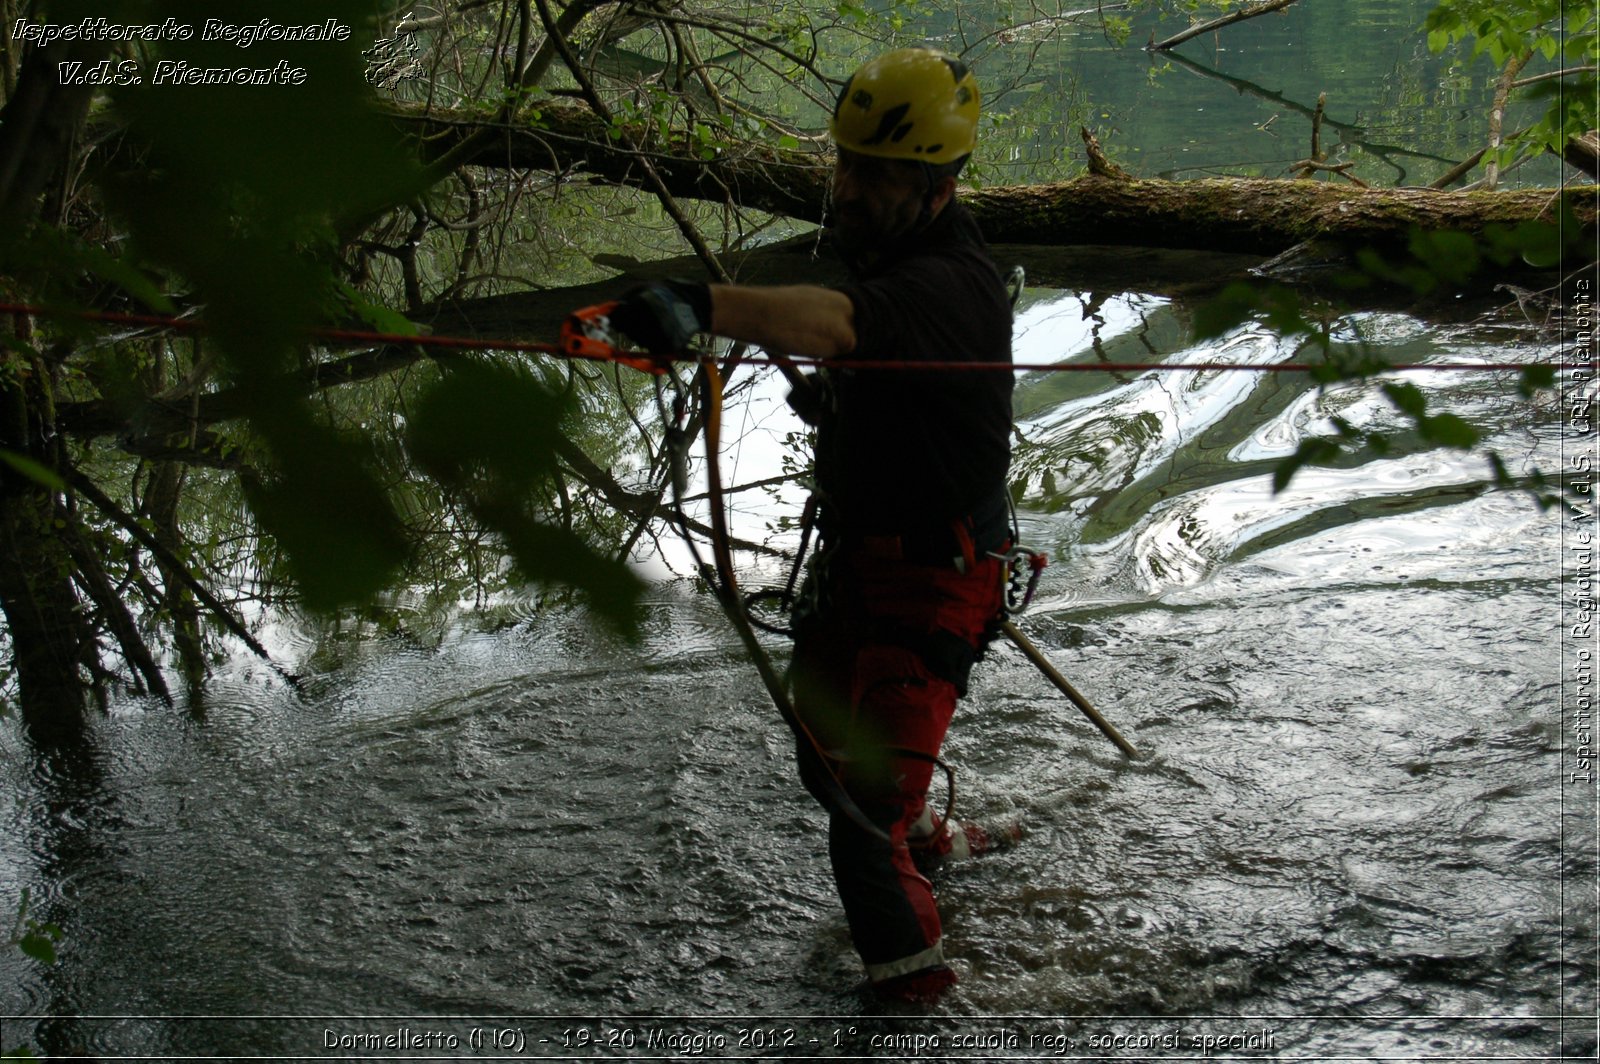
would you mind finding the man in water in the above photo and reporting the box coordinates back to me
[611,47,1014,1003]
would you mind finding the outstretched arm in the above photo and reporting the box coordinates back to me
[709,284,856,359]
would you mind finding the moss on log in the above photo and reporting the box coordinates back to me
[970,173,1597,254]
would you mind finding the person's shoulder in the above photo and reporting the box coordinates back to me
[942,199,988,243]
[890,205,997,277]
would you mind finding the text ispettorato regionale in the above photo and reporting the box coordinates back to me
[9,18,353,49]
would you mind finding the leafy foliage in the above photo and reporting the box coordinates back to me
[1424,0,1598,170]
[0,0,1586,719]
[405,360,643,632]
[4,0,650,658]
[92,0,428,609]
[1193,222,1577,508]
[1,890,58,1058]
[8,889,61,967]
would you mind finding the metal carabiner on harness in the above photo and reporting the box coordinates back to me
[992,545,1048,615]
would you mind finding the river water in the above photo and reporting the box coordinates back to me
[3,280,1594,1059]
[3,0,1597,1054]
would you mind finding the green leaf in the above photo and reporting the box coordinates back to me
[1381,380,1429,419]
[1421,412,1480,448]
[1272,438,1342,494]
[35,228,177,314]
[0,451,66,492]
[1519,364,1557,397]
[18,927,59,965]
[474,509,643,634]
[336,281,420,337]
[242,407,409,612]
[405,361,643,633]
[1191,281,1267,340]
[1488,452,1513,486]
[1406,230,1481,286]
[407,361,568,487]
[1513,221,1562,269]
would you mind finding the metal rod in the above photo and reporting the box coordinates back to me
[1001,620,1140,759]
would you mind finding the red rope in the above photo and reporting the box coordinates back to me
[2,301,1580,375]
[751,355,1574,374]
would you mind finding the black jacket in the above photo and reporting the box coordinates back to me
[821,201,1013,537]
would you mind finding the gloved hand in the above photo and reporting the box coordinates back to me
[609,280,712,354]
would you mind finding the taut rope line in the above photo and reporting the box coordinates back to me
[1,303,1579,377]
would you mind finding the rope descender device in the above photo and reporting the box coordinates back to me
[562,301,675,376]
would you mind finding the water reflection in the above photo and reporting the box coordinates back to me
[0,280,1584,1058]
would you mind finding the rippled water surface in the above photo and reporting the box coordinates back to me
[2,289,1593,1060]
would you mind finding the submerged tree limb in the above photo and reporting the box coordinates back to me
[51,335,782,561]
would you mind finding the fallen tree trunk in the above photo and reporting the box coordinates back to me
[51,236,1272,446]
[969,166,1596,253]
[393,104,1598,256]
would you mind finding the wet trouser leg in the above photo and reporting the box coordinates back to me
[792,635,958,981]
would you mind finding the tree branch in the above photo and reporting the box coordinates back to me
[1485,52,1534,191]
[0,38,107,220]
[1148,0,1297,52]
[530,0,732,283]
[1511,65,1598,89]
[67,469,287,675]
[60,514,172,703]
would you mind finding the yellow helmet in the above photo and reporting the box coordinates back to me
[829,47,980,166]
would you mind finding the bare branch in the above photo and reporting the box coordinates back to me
[67,469,285,673]
[1511,65,1598,89]
[1486,52,1534,191]
[1148,0,1297,52]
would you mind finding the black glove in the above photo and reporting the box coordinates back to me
[609,280,712,354]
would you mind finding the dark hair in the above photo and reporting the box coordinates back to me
[838,146,972,185]
[924,153,971,182]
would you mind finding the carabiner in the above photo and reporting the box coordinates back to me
[993,545,1048,615]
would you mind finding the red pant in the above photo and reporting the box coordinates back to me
[789,542,1005,982]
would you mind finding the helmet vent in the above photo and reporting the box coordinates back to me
[862,102,914,147]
